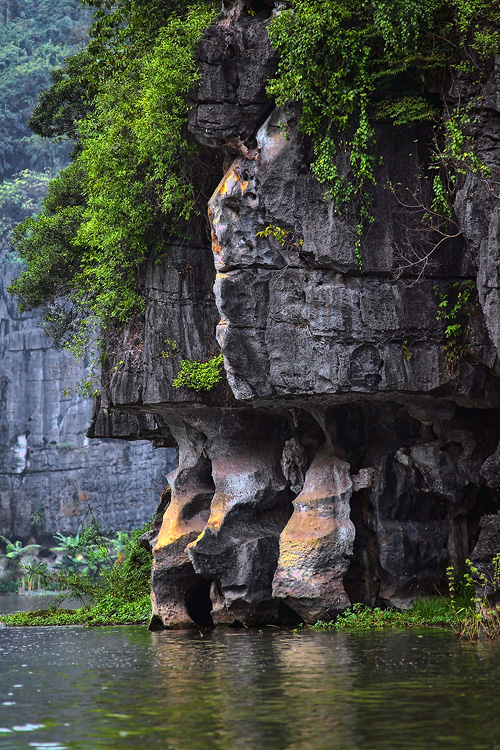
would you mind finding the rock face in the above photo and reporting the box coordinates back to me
[470,512,500,607]
[91,2,500,626]
[0,258,175,545]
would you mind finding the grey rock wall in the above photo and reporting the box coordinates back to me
[90,2,500,627]
[0,256,176,544]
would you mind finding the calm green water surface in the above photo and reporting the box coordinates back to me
[0,624,498,750]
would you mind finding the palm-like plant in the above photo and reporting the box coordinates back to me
[51,529,81,554]
[0,536,41,575]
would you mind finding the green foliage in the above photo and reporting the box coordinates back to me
[310,556,499,639]
[52,528,82,553]
[9,1,215,346]
[0,169,52,245]
[75,2,215,311]
[0,517,153,626]
[29,502,46,534]
[401,340,412,362]
[8,0,500,346]
[161,339,179,358]
[0,595,151,626]
[430,173,454,219]
[267,0,500,262]
[256,224,304,249]
[267,1,444,215]
[440,106,492,179]
[173,353,224,392]
[0,536,40,578]
[29,49,95,142]
[434,279,476,369]
[311,598,472,632]
[257,225,291,245]
[21,517,152,601]
[0,0,92,181]
[0,536,40,561]
[8,161,87,344]
[447,558,500,640]
[81,0,196,78]
[376,94,439,127]
[0,578,18,594]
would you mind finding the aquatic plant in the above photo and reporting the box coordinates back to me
[447,557,500,640]
[310,599,468,632]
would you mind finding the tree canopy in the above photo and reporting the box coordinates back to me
[0,0,92,252]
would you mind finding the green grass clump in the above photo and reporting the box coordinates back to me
[311,598,472,632]
[172,353,224,392]
[0,594,151,627]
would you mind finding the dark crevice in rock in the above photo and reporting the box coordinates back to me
[186,577,215,628]
[467,487,500,554]
[277,601,304,627]
[247,0,273,19]
[343,488,381,607]
[148,614,165,632]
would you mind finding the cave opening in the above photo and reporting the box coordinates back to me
[186,578,214,628]
[148,614,165,632]
[277,601,304,627]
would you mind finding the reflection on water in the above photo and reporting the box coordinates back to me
[0,625,499,749]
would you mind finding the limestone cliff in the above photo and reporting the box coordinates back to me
[90,3,500,627]
[0,256,175,545]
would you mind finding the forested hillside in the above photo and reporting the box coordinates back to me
[0,0,92,250]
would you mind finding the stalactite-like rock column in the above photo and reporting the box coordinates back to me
[272,447,355,623]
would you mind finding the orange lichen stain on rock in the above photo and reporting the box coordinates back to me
[218,164,240,198]
[277,536,338,569]
[154,510,182,550]
[208,158,241,208]
[280,509,337,542]
[188,492,233,551]
[276,541,316,569]
[154,494,207,551]
[207,205,222,257]
[205,493,232,531]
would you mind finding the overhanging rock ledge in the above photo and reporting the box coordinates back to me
[89,4,500,627]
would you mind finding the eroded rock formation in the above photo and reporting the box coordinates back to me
[91,2,500,627]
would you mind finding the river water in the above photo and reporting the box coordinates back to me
[0,622,499,750]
